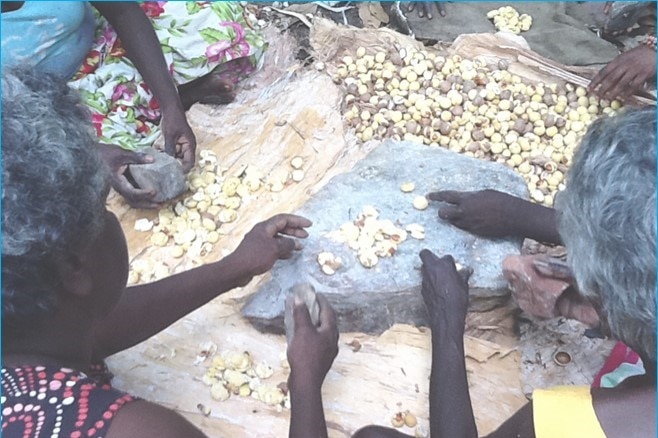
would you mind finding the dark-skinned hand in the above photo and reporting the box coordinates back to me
[232,214,312,282]
[160,109,197,172]
[406,1,447,19]
[588,44,657,102]
[97,143,160,209]
[287,294,339,388]
[532,257,601,327]
[419,249,470,334]
[428,189,522,238]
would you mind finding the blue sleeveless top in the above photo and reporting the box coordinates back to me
[1,2,96,79]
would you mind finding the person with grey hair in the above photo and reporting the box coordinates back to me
[1,68,319,437]
[283,107,656,438]
[427,107,656,330]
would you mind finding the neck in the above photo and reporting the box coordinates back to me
[3,307,96,373]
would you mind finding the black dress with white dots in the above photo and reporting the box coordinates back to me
[1,365,136,438]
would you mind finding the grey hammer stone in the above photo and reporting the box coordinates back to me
[128,147,187,203]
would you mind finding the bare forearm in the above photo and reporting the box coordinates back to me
[91,2,183,111]
[429,331,478,438]
[288,374,329,438]
[93,253,253,359]
[510,200,561,245]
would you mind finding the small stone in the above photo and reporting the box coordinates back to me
[284,284,320,344]
[128,148,187,203]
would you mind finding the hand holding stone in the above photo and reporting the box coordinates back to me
[287,294,339,388]
[97,143,160,209]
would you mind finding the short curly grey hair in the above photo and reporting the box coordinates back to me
[2,69,109,331]
[557,106,656,361]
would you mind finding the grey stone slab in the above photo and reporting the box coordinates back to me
[242,141,529,334]
[128,147,187,203]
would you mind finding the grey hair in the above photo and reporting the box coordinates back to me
[557,106,656,361]
[2,68,109,331]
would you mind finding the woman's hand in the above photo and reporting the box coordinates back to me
[287,294,339,389]
[532,257,600,327]
[160,109,197,172]
[419,249,470,333]
[97,143,160,209]
[405,1,447,19]
[588,44,657,102]
[231,214,312,282]
[428,189,522,238]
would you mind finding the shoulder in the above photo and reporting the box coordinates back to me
[106,400,207,438]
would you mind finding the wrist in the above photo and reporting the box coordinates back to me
[288,369,324,393]
[160,99,187,119]
[214,253,255,288]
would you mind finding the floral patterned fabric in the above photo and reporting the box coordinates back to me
[68,2,265,150]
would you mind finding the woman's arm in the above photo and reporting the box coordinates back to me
[287,295,339,438]
[428,190,562,245]
[419,250,478,438]
[420,250,538,438]
[90,2,196,171]
[92,214,311,359]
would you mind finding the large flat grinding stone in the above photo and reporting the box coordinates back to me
[242,141,529,333]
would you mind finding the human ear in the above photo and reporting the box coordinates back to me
[52,249,94,299]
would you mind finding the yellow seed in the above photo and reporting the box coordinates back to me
[150,232,169,247]
[391,414,405,428]
[202,218,217,231]
[207,231,220,244]
[171,245,185,258]
[290,156,304,169]
[545,126,558,138]
[400,182,416,193]
[404,413,418,428]
[510,154,523,166]
[291,170,305,182]
[238,384,251,397]
[518,161,531,174]
[413,196,429,210]
[490,143,504,155]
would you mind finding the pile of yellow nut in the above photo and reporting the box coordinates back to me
[334,46,622,207]
[487,6,532,34]
[129,152,309,283]
[202,350,291,411]
[323,205,425,271]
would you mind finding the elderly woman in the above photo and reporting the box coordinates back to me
[286,107,656,438]
[1,69,314,437]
